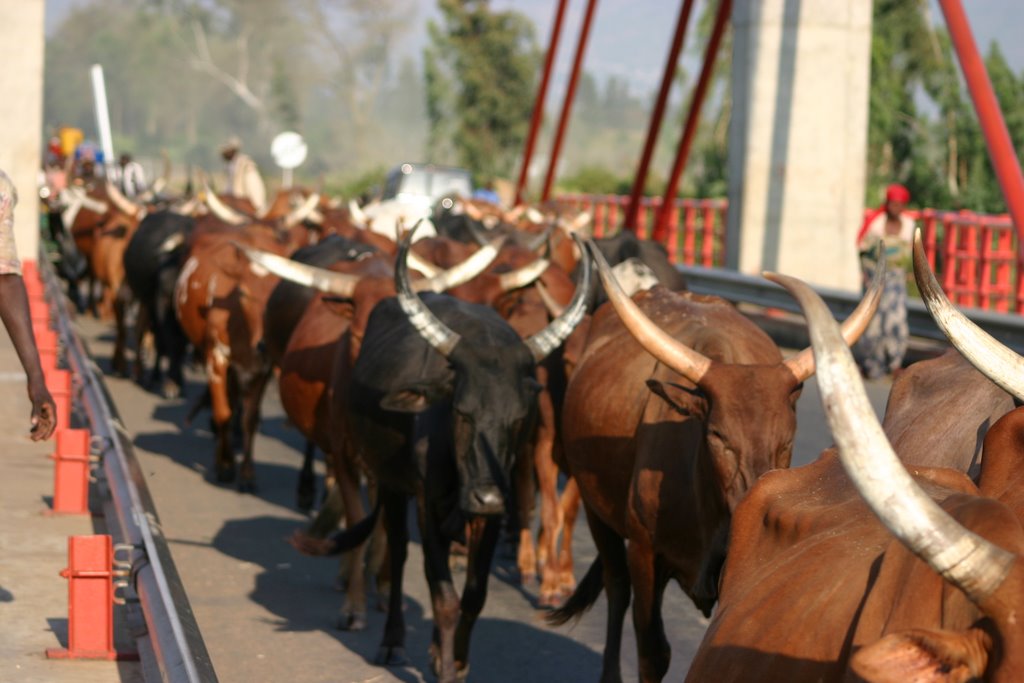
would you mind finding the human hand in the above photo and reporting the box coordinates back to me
[28,380,56,441]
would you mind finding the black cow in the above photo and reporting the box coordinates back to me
[303,228,592,682]
[122,209,194,398]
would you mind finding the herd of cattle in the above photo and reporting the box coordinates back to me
[46,170,1024,682]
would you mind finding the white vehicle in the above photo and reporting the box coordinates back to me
[355,163,474,241]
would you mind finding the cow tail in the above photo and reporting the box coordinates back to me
[544,559,603,626]
[323,500,382,556]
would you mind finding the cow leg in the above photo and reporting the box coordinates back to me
[627,541,671,683]
[204,329,235,483]
[111,282,131,377]
[421,497,461,683]
[512,435,537,582]
[375,487,409,667]
[453,515,501,680]
[365,477,391,612]
[133,301,153,385]
[87,273,99,318]
[296,439,317,512]
[238,367,273,493]
[556,475,581,596]
[533,390,564,605]
[335,445,369,631]
[587,507,629,683]
[157,270,187,399]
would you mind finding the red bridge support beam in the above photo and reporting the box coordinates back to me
[625,0,697,232]
[515,0,569,207]
[938,0,1024,259]
[653,0,731,243]
[541,0,600,204]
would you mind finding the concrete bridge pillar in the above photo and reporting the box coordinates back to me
[726,0,872,291]
[0,2,45,262]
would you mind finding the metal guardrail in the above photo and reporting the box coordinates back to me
[39,253,218,683]
[677,264,1024,353]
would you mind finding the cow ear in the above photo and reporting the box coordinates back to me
[380,378,453,413]
[319,295,353,319]
[646,379,706,417]
[850,628,991,683]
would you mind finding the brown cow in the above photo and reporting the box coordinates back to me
[173,211,303,488]
[549,242,883,682]
[686,255,1024,682]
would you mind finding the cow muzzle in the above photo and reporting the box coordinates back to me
[465,485,505,516]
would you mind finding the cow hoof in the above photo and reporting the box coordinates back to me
[337,612,367,631]
[238,480,257,494]
[374,645,408,667]
[215,468,236,484]
[161,381,181,400]
[538,590,561,608]
[519,569,536,585]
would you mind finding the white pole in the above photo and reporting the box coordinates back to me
[282,168,293,189]
[90,64,115,168]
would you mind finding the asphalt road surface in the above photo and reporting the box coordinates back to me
[75,315,892,683]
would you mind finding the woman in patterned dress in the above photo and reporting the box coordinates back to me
[853,183,915,379]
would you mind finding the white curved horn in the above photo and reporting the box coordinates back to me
[524,235,591,362]
[105,180,144,218]
[395,223,461,357]
[232,242,360,298]
[913,228,1024,401]
[201,182,248,225]
[406,251,442,278]
[498,259,550,292]
[348,199,369,227]
[588,239,712,384]
[282,193,321,228]
[768,270,1016,606]
[782,240,886,382]
[415,234,507,293]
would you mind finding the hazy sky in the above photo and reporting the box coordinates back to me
[46,0,1024,99]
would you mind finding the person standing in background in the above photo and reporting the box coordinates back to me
[109,152,147,198]
[220,136,266,215]
[0,169,57,440]
[853,183,916,379]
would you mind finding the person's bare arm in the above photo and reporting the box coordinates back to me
[0,274,56,440]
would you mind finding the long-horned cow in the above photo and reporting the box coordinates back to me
[686,244,1024,682]
[238,231,514,630]
[294,227,593,682]
[172,191,320,489]
[549,241,883,682]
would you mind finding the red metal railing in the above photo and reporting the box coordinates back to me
[556,194,1024,313]
[906,208,1020,312]
[557,194,728,268]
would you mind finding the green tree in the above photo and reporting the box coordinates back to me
[424,0,539,184]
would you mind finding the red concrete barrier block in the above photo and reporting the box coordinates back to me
[46,535,117,660]
[29,297,51,329]
[48,429,91,515]
[39,349,58,379]
[46,369,73,432]
[35,327,59,380]
[21,259,42,297]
